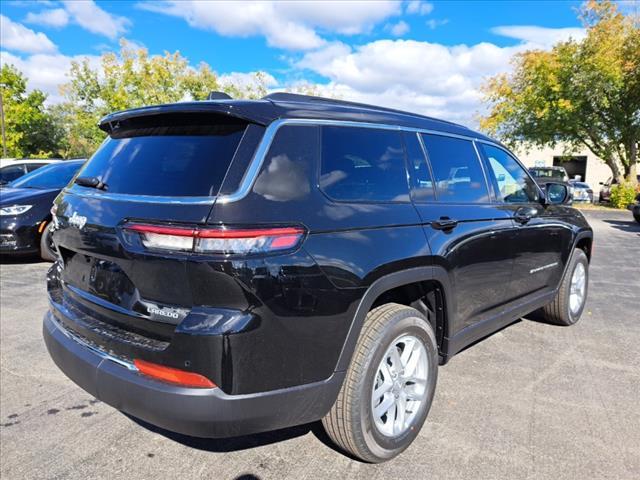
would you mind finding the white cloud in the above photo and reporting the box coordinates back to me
[492,25,586,48]
[62,0,130,40]
[426,18,449,30]
[0,15,57,54]
[387,21,410,37]
[137,0,401,50]
[406,1,434,16]
[24,8,70,28]
[0,50,101,103]
[296,33,574,127]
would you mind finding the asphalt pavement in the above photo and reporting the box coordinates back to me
[1,209,638,480]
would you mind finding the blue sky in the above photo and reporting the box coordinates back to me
[0,0,600,126]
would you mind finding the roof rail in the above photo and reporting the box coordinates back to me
[262,92,463,127]
[206,91,233,100]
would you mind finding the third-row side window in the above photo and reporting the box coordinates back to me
[320,126,409,202]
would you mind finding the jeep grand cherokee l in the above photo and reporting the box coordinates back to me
[43,93,592,463]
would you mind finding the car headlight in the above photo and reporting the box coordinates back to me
[0,205,33,216]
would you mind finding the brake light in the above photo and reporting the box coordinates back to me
[125,224,305,254]
[134,359,216,388]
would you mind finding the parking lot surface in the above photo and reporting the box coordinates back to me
[1,209,639,480]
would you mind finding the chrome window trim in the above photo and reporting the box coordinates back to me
[64,117,499,206]
[219,119,491,204]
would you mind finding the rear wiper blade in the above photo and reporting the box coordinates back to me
[75,176,108,191]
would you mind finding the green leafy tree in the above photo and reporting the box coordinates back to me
[0,64,63,158]
[57,40,271,158]
[480,0,640,184]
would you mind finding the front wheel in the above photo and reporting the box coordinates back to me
[322,303,438,463]
[540,248,589,326]
[40,223,57,262]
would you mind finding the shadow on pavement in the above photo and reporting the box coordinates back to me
[602,219,640,235]
[126,415,344,457]
[0,253,46,265]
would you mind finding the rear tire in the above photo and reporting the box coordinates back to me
[540,248,588,326]
[40,223,57,262]
[322,303,438,463]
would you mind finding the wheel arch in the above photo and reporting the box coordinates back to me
[335,266,453,372]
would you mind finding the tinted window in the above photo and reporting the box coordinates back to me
[482,144,539,203]
[320,127,408,202]
[252,125,317,202]
[403,131,435,202]
[77,115,246,197]
[0,165,26,183]
[9,161,83,189]
[26,163,47,172]
[420,134,489,203]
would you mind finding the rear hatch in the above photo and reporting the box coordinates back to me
[49,111,253,368]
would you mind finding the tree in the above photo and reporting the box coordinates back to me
[480,0,640,184]
[0,64,63,158]
[57,40,271,158]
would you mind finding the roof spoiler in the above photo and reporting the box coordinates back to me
[98,102,267,134]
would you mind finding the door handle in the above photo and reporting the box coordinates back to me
[514,207,538,224]
[431,217,458,230]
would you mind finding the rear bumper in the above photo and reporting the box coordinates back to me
[43,311,344,438]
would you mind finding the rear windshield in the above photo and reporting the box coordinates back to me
[78,114,247,197]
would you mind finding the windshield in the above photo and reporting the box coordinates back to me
[9,161,83,189]
[0,164,26,184]
[77,114,247,197]
[529,168,565,180]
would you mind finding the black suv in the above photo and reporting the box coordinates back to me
[44,93,592,462]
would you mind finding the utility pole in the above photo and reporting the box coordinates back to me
[0,83,7,158]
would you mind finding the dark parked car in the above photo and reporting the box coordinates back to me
[0,159,61,185]
[569,180,594,203]
[0,160,84,260]
[43,94,592,463]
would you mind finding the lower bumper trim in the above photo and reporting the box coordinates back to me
[43,311,344,438]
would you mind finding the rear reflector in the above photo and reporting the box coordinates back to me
[125,224,305,255]
[134,359,216,388]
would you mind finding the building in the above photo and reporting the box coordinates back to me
[516,144,613,194]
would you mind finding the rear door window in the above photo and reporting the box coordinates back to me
[320,126,409,202]
[77,114,246,197]
[420,134,490,203]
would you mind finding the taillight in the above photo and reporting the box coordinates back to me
[124,224,305,255]
[134,359,216,388]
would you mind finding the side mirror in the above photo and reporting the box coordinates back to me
[543,182,570,205]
